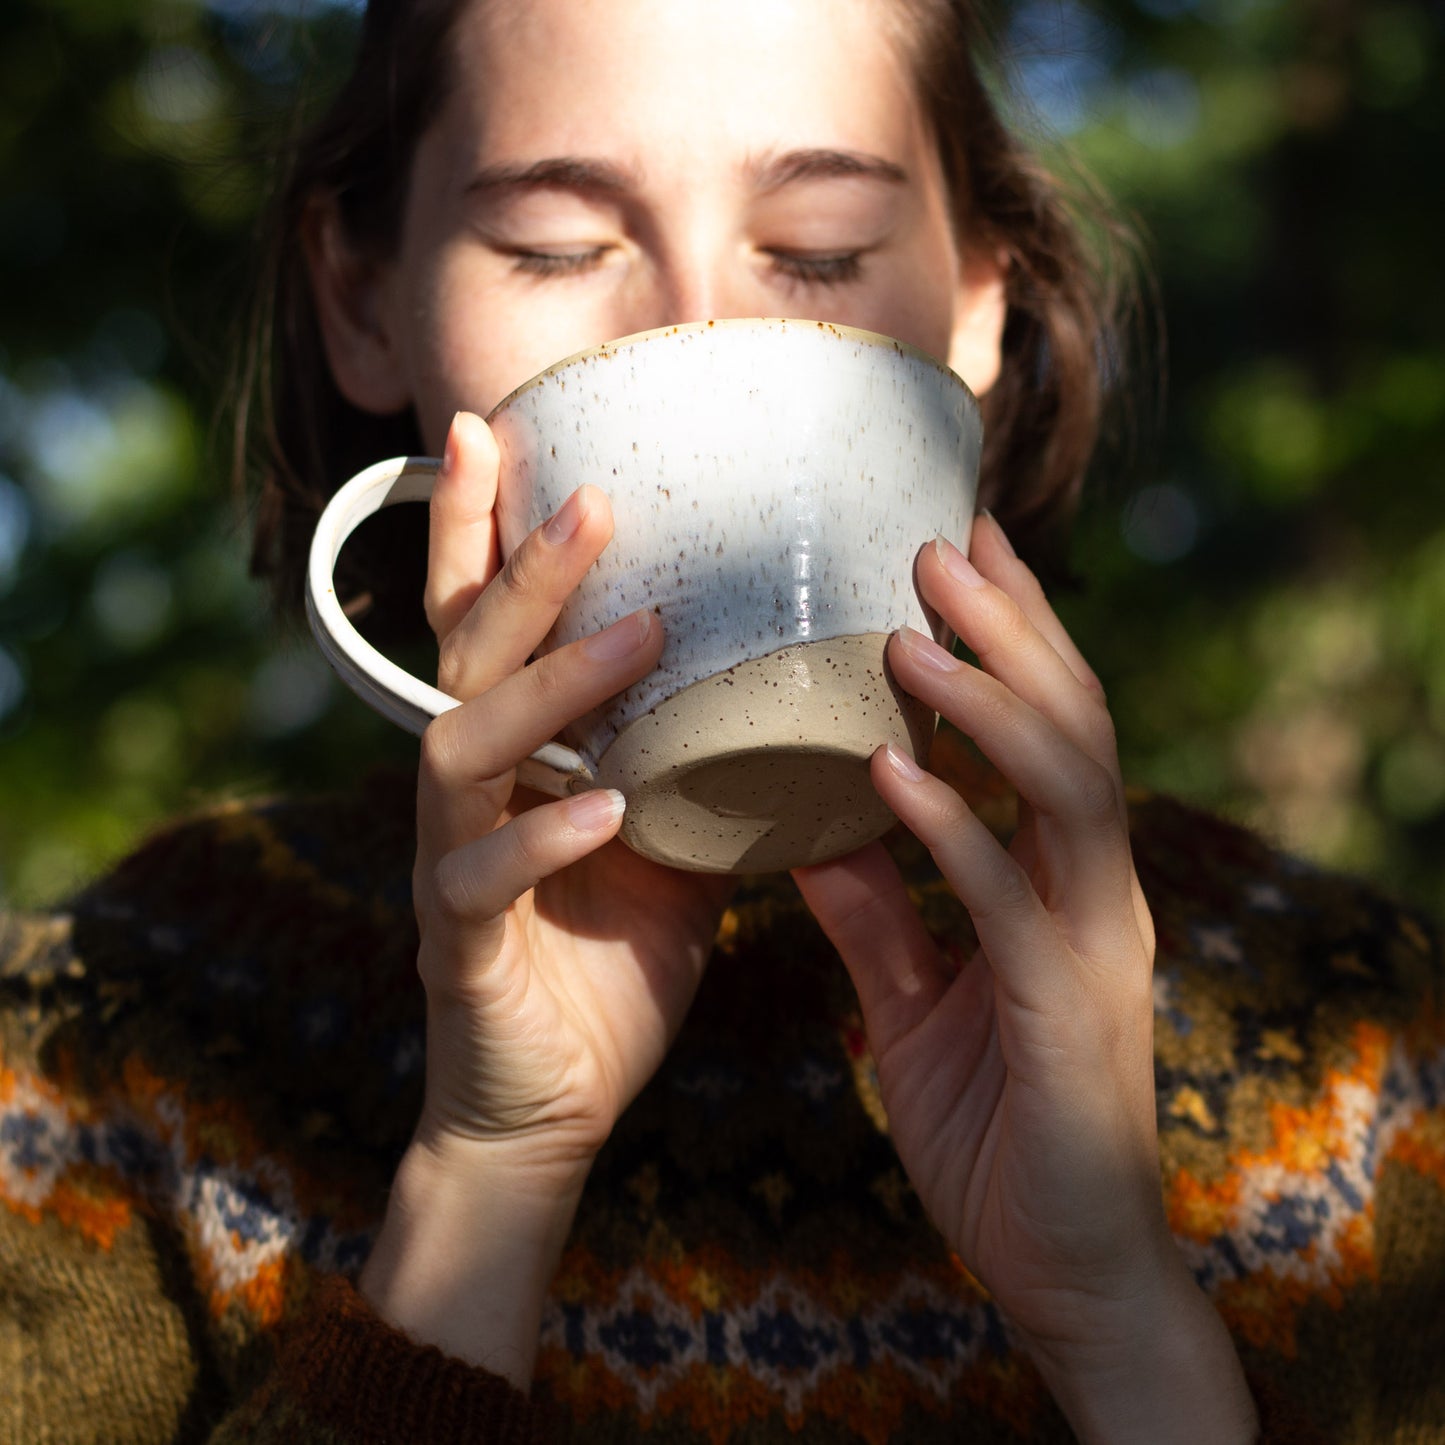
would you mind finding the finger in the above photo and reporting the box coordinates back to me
[916,535,1121,788]
[419,608,663,856]
[438,484,614,702]
[792,842,954,1056]
[920,525,1151,948]
[888,631,1137,954]
[426,411,502,642]
[970,510,1103,697]
[423,789,627,988]
[869,745,1091,1010]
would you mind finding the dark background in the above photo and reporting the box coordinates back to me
[1,0,1442,912]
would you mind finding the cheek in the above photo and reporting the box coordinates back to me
[855,242,958,364]
[400,258,535,449]
[402,253,624,448]
[393,264,471,450]
[872,291,955,364]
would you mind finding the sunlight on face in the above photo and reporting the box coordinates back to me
[381,0,974,449]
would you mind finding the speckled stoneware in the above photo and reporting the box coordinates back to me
[306,318,982,873]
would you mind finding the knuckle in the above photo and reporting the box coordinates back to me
[975,851,1035,923]
[1081,697,1120,759]
[496,534,568,612]
[501,811,550,880]
[969,673,1021,740]
[524,654,572,713]
[979,591,1032,656]
[425,577,483,644]
[496,543,539,605]
[1071,757,1122,827]
[905,780,962,848]
[420,707,512,792]
[436,631,470,697]
[1014,567,1050,615]
[423,591,445,639]
[419,715,463,784]
[429,852,482,925]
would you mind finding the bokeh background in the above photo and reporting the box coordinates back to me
[2,0,1442,913]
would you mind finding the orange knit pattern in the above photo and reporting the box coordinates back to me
[2,782,1441,1443]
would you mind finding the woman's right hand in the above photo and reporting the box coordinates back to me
[359,412,731,1382]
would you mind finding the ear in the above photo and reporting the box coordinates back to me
[303,199,413,415]
[946,245,1008,396]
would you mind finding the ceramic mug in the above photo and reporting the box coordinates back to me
[307,318,982,873]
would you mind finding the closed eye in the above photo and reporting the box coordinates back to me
[511,246,613,277]
[765,251,865,286]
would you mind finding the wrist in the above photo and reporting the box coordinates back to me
[1023,1245,1258,1445]
[359,1128,592,1386]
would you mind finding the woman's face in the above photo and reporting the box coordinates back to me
[319,0,1005,451]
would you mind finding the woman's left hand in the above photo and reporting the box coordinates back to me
[793,512,1256,1445]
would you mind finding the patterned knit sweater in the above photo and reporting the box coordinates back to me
[2,749,1443,1444]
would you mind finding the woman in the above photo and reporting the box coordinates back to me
[1,0,1440,1440]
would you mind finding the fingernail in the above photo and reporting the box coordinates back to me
[882,742,926,782]
[980,509,1017,558]
[441,412,463,476]
[934,535,985,588]
[544,487,588,546]
[897,625,962,672]
[565,788,626,831]
[582,609,651,660]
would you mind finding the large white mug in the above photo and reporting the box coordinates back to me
[308,318,982,873]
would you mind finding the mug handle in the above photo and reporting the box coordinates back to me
[305,455,595,798]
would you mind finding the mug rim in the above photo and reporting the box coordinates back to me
[483,315,981,424]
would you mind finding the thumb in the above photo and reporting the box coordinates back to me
[426,410,502,640]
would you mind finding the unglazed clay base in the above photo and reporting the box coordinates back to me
[594,633,935,873]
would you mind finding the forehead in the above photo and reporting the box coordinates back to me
[440,0,925,168]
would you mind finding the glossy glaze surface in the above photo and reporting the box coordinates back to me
[489,318,982,765]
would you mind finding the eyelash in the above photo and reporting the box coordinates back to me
[766,252,865,287]
[509,248,866,286]
[512,248,609,277]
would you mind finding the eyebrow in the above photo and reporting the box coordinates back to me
[465,148,908,202]
[465,157,641,199]
[750,148,909,192]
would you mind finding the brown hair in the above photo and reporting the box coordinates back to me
[894,0,1145,555]
[235,0,1143,623]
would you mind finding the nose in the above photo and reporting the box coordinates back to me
[621,243,766,334]
[659,267,732,327]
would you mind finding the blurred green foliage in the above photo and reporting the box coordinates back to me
[1,0,1442,913]
[1041,0,1445,909]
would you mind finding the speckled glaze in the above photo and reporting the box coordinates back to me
[309,318,983,873]
[594,632,936,872]
[489,318,981,868]
[493,320,980,747]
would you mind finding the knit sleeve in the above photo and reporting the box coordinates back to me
[2,779,553,1445]
[1370,912,1445,1436]
[209,1274,559,1444]
[1122,794,1445,1441]
[2,883,559,1444]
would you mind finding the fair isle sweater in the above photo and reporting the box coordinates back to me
[2,745,1443,1444]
